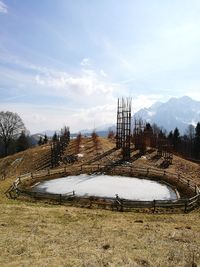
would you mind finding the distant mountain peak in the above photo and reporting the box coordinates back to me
[134,96,200,133]
[180,95,191,100]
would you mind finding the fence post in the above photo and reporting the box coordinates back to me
[115,194,120,211]
[59,194,62,204]
[153,200,156,213]
[9,191,12,199]
[177,173,180,185]
[184,200,188,213]
[195,185,197,195]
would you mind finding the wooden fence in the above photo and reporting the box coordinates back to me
[5,164,200,212]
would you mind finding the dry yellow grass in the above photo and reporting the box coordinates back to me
[0,138,200,266]
[0,144,51,179]
[0,203,200,267]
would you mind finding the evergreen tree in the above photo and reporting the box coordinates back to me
[43,134,48,144]
[194,122,200,158]
[60,126,70,144]
[195,122,200,137]
[16,131,30,152]
[158,130,166,139]
[168,131,173,145]
[38,136,43,146]
[172,127,180,151]
[145,123,153,132]
[52,132,58,142]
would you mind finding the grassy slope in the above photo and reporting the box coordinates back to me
[0,203,200,267]
[0,138,200,267]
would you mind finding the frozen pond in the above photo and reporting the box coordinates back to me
[33,174,178,201]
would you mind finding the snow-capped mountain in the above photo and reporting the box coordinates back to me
[134,96,200,133]
[37,96,200,137]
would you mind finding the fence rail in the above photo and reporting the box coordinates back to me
[5,164,200,212]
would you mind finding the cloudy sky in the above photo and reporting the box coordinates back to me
[1,0,200,133]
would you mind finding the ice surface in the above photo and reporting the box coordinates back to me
[33,174,178,201]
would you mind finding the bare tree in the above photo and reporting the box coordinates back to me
[92,131,99,154]
[75,133,82,154]
[107,129,115,139]
[0,111,25,155]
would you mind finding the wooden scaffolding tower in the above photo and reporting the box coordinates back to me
[51,127,70,168]
[116,97,132,161]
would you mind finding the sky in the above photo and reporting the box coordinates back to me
[1,0,200,134]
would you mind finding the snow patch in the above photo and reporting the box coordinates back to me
[77,153,84,157]
[11,158,23,166]
[147,111,155,116]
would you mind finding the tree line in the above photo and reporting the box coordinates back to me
[0,111,32,157]
[107,121,200,160]
[167,123,200,159]
[0,111,50,157]
[1,110,200,161]
[141,122,200,160]
[0,111,71,158]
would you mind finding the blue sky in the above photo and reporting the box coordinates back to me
[1,0,200,133]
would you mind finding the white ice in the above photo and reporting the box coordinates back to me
[33,174,178,201]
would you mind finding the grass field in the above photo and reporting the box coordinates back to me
[0,139,200,266]
[0,200,200,267]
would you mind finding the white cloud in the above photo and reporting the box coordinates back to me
[0,102,116,133]
[0,93,163,134]
[80,57,91,67]
[71,104,116,131]
[0,1,7,13]
[0,53,113,98]
[100,69,107,77]
[35,68,115,98]
[0,53,168,134]
[0,51,118,105]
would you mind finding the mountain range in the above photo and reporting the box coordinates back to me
[134,96,200,134]
[78,96,200,135]
[34,96,200,138]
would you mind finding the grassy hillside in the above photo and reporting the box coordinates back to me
[0,137,200,267]
[0,203,200,267]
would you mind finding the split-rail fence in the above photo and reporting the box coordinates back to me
[5,164,200,213]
